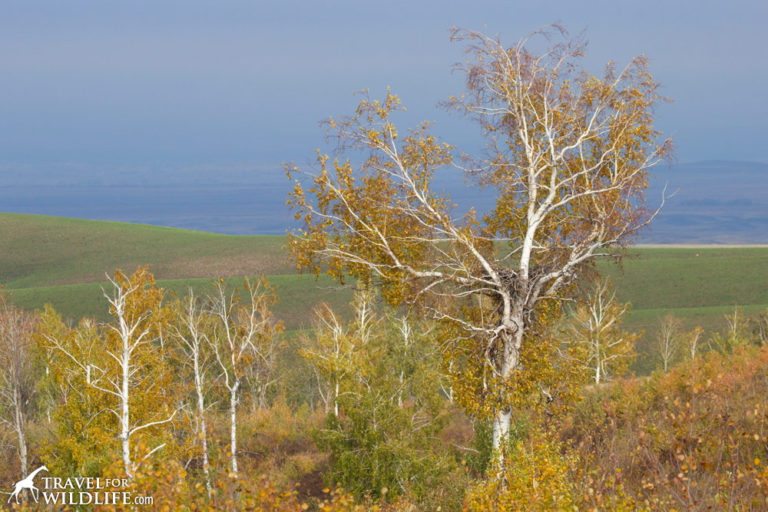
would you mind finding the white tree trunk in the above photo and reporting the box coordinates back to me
[229,381,239,476]
[121,352,132,478]
[595,346,602,385]
[491,329,521,455]
[14,389,27,477]
[193,351,211,496]
[492,409,512,453]
[333,381,339,417]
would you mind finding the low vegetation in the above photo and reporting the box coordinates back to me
[0,266,766,510]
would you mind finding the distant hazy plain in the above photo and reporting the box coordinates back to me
[2,160,766,242]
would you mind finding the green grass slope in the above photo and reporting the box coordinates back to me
[0,212,292,288]
[2,213,767,343]
[599,248,768,370]
[601,247,768,311]
[0,213,353,330]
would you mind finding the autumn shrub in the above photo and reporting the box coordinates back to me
[317,393,454,503]
[239,400,328,496]
[459,417,491,480]
[109,460,368,512]
[301,294,457,504]
[564,345,768,510]
[465,426,577,511]
[159,470,311,512]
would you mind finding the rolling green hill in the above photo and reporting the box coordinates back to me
[600,247,768,335]
[0,212,292,289]
[0,212,354,330]
[2,213,767,372]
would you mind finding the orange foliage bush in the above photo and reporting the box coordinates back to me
[563,345,768,510]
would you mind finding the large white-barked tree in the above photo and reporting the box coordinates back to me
[287,27,671,453]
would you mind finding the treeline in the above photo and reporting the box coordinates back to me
[0,267,470,510]
[0,268,767,510]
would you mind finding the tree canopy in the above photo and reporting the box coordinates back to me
[287,26,671,451]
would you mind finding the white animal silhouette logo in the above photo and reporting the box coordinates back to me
[7,465,48,504]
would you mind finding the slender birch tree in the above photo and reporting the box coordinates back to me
[209,278,281,477]
[0,297,41,478]
[560,279,636,384]
[301,304,354,417]
[301,287,379,417]
[170,292,213,496]
[753,310,768,347]
[656,314,681,372]
[687,326,704,361]
[287,26,671,453]
[43,268,179,478]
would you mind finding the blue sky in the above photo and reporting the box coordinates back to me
[1,0,766,182]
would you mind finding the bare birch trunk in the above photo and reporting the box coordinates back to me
[193,351,211,496]
[121,352,132,478]
[492,409,512,453]
[333,381,339,417]
[491,329,522,455]
[595,345,602,385]
[14,389,27,477]
[229,381,239,476]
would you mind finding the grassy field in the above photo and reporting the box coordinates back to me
[598,247,768,370]
[0,212,292,289]
[0,213,356,331]
[2,213,767,371]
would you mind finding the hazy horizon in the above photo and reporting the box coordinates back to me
[2,1,766,242]
[2,159,766,243]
